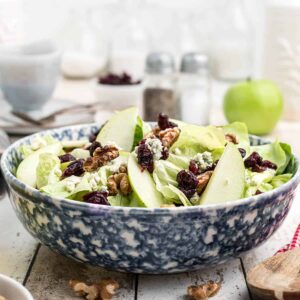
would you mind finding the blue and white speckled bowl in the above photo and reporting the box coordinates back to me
[1,124,300,274]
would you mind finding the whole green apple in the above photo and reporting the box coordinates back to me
[223,79,283,135]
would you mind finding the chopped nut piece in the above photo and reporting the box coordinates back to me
[225,133,239,144]
[187,281,221,300]
[107,173,132,196]
[196,171,213,195]
[94,145,119,165]
[145,126,160,139]
[0,296,7,300]
[69,279,119,300]
[159,127,180,148]
[84,145,119,172]
[118,163,127,174]
[69,280,99,300]
[99,279,119,300]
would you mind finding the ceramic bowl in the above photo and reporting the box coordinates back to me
[1,124,300,274]
[0,274,33,300]
[0,40,61,112]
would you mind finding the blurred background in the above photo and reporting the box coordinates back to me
[1,0,300,148]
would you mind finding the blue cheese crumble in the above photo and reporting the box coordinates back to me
[144,138,164,161]
[193,151,213,171]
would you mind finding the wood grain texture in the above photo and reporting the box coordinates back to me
[137,259,250,300]
[25,246,136,300]
[247,249,300,300]
[0,195,37,283]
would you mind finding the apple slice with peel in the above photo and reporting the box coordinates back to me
[17,142,63,188]
[128,153,164,208]
[96,107,143,151]
[200,142,245,205]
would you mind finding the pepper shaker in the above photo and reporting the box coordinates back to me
[143,52,177,121]
[177,53,211,125]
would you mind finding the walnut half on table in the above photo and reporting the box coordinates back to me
[187,280,221,300]
[69,279,119,300]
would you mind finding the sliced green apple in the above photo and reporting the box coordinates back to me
[200,142,245,205]
[128,153,164,208]
[97,107,142,151]
[17,142,63,187]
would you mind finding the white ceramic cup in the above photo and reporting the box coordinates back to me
[93,81,143,114]
[0,40,61,112]
[0,274,33,300]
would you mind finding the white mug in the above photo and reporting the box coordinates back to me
[0,40,61,111]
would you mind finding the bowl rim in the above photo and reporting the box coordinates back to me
[2,123,300,213]
[0,274,33,300]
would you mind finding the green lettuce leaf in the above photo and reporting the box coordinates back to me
[251,141,292,174]
[244,169,276,197]
[153,159,192,206]
[41,175,91,199]
[270,174,293,188]
[19,135,58,158]
[108,194,131,206]
[133,116,144,148]
[170,124,226,156]
[223,122,250,154]
[36,153,61,189]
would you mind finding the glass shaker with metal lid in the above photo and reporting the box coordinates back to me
[143,52,177,121]
[177,52,210,125]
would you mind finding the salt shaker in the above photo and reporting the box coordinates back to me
[143,52,177,121]
[177,53,210,125]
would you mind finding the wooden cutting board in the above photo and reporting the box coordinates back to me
[247,249,300,300]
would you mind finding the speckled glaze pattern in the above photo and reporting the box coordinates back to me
[1,124,300,274]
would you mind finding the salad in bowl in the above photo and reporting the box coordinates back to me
[2,107,299,273]
[15,107,296,208]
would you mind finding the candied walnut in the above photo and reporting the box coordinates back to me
[118,163,127,174]
[107,173,132,196]
[187,281,221,300]
[94,145,119,165]
[145,126,160,139]
[84,145,119,172]
[225,133,239,144]
[69,279,119,300]
[196,171,213,195]
[159,127,180,148]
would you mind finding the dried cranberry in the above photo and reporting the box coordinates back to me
[238,148,246,158]
[88,141,101,156]
[62,159,85,178]
[180,188,196,199]
[58,153,76,163]
[83,191,110,205]
[261,160,277,170]
[176,170,198,199]
[98,72,141,85]
[137,142,154,173]
[161,147,169,160]
[89,128,100,143]
[157,113,178,130]
[255,190,262,195]
[189,160,199,175]
[244,152,265,172]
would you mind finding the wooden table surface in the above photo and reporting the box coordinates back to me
[1,79,300,299]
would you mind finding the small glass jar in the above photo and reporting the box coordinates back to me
[143,52,177,121]
[177,53,210,125]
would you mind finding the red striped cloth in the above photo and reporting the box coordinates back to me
[276,223,300,254]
